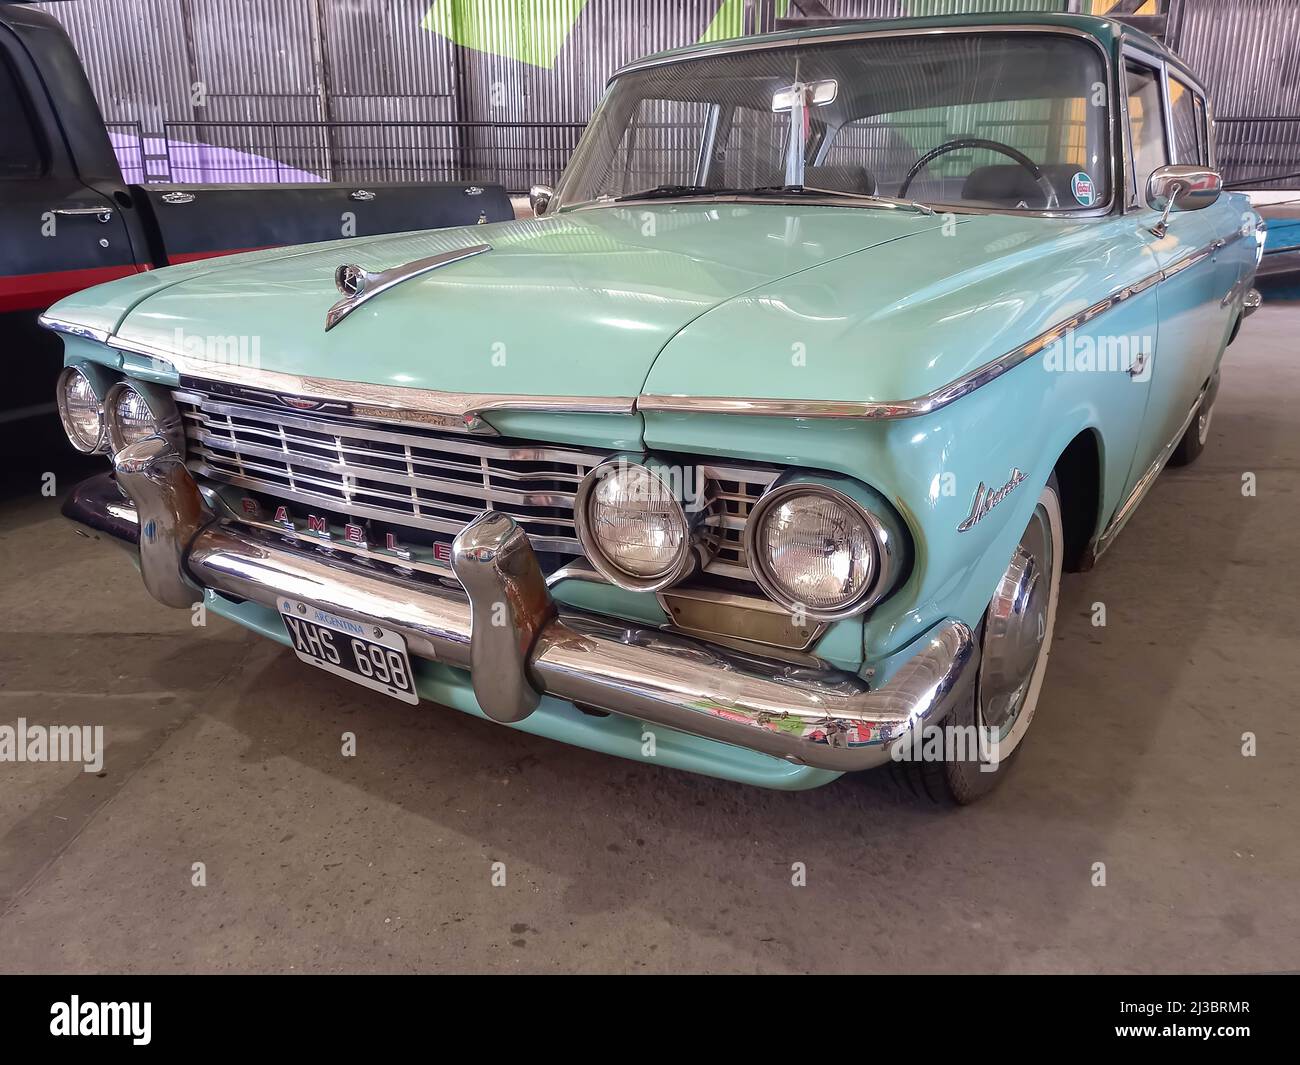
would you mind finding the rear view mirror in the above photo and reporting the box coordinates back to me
[771,79,838,112]
[529,184,553,217]
[1147,164,1222,236]
[772,80,838,187]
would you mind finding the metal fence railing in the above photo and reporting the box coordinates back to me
[107,116,1300,195]
[104,121,150,182]
[114,120,589,193]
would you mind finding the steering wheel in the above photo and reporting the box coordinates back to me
[898,137,1059,209]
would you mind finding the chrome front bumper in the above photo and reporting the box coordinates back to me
[64,438,978,773]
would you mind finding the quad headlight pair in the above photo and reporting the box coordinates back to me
[575,461,898,620]
[56,366,181,456]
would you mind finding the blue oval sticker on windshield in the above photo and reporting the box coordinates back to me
[1071,171,1096,206]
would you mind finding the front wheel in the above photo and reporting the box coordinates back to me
[892,476,1064,804]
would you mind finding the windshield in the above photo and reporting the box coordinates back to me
[555,32,1112,214]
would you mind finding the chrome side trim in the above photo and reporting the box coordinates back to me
[324,244,493,331]
[38,315,111,344]
[1092,386,1206,560]
[638,235,1233,421]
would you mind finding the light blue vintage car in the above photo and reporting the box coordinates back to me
[45,13,1263,801]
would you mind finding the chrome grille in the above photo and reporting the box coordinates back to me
[174,389,603,557]
[174,388,777,584]
[698,464,779,582]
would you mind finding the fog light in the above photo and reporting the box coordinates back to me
[746,483,892,620]
[55,366,106,453]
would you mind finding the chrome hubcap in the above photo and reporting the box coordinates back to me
[978,506,1052,735]
[1197,397,1215,445]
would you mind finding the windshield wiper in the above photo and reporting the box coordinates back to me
[612,184,747,202]
[610,183,936,215]
[750,185,937,215]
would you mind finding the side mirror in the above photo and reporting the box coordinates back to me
[529,184,553,217]
[1146,164,1222,236]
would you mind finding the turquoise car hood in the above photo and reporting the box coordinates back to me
[103,205,953,401]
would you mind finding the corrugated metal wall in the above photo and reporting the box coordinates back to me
[38,0,727,186]
[38,1,716,127]
[34,0,1300,190]
[1166,0,1300,187]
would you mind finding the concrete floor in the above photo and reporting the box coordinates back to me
[1,306,1297,974]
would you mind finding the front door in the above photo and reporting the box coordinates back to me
[1121,51,1238,476]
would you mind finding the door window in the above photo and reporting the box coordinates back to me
[1125,59,1168,207]
[0,53,44,179]
[1168,75,1202,165]
[1192,93,1210,165]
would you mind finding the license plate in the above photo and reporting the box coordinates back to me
[279,598,418,705]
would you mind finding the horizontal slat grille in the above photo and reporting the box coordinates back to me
[698,464,778,581]
[174,389,776,584]
[174,389,603,556]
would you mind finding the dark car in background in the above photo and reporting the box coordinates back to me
[0,3,512,470]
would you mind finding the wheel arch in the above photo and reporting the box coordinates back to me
[1053,428,1103,573]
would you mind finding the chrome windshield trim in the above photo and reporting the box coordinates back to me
[638,234,1228,421]
[612,22,1111,80]
[324,243,493,331]
[37,315,111,344]
[104,335,636,434]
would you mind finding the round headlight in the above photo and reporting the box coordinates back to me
[56,366,105,453]
[576,461,694,590]
[746,483,891,620]
[105,382,172,454]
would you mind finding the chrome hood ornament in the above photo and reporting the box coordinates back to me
[325,243,492,332]
[334,263,374,297]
